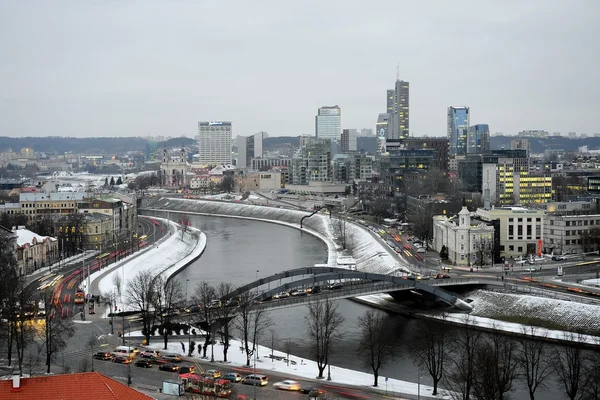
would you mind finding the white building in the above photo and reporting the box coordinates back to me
[433,207,495,266]
[477,206,544,258]
[237,132,267,169]
[196,121,232,165]
[544,214,600,255]
[160,148,190,187]
[315,106,341,142]
[15,226,59,276]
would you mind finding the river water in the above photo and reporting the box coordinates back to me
[175,214,565,400]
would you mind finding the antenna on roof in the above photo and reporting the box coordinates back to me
[396,63,399,81]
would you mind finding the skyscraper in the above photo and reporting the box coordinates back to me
[196,121,232,165]
[447,106,470,156]
[341,129,358,153]
[467,124,490,154]
[386,79,409,139]
[315,105,341,142]
[237,131,267,168]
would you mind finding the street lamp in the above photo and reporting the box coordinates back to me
[186,279,191,356]
[77,248,88,321]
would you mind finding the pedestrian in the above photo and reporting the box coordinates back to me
[181,342,185,354]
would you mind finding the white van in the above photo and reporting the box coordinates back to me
[112,346,138,359]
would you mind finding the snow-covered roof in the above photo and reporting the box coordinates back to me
[15,227,56,246]
[20,192,86,202]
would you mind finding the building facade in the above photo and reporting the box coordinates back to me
[544,214,600,255]
[403,137,450,171]
[237,132,267,169]
[467,124,490,154]
[386,79,409,139]
[196,121,232,165]
[15,227,59,276]
[341,129,358,152]
[510,139,531,157]
[250,157,292,171]
[160,148,190,187]
[447,106,470,156]
[315,106,341,142]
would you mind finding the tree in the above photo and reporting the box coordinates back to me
[284,339,294,366]
[104,177,109,187]
[220,175,235,193]
[109,176,115,186]
[472,329,519,400]
[116,176,123,185]
[410,315,449,395]
[193,282,216,359]
[334,213,349,250]
[112,273,123,301]
[444,317,483,400]
[440,245,449,260]
[554,334,587,400]
[12,282,36,375]
[473,237,494,268]
[125,270,157,344]
[421,168,448,195]
[268,329,278,362]
[215,282,236,362]
[356,310,397,387]
[409,205,435,245]
[234,291,271,367]
[305,296,345,379]
[38,288,75,373]
[582,226,600,254]
[152,275,184,350]
[517,326,553,400]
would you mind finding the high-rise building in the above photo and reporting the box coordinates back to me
[467,124,490,154]
[237,131,267,169]
[386,80,409,139]
[404,137,450,171]
[290,138,332,184]
[196,121,232,165]
[448,106,470,156]
[341,129,358,153]
[359,128,374,137]
[315,106,341,142]
[376,113,391,139]
[510,138,531,157]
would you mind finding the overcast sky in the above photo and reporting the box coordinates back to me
[1,1,598,138]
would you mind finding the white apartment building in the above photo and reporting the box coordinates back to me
[196,121,232,165]
[544,214,600,255]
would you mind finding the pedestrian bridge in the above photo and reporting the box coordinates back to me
[221,267,505,312]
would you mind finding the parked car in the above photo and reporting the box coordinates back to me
[135,359,153,368]
[292,289,307,297]
[273,380,301,391]
[224,372,242,383]
[416,248,426,253]
[158,363,179,372]
[112,356,131,364]
[242,374,269,386]
[552,255,567,261]
[205,369,222,378]
[162,353,182,362]
[93,352,112,361]
[178,365,195,374]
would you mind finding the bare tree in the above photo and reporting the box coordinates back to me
[268,329,278,362]
[356,310,397,387]
[517,326,553,400]
[235,291,271,367]
[305,296,345,379]
[125,270,157,344]
[215,282,236,362]
[582,351,600,400]
[334,213,348,250]
[411,314,449,395]
[284,339,294,367]
[554,333,587,400]
[192,282,216,359]
[152,275,184,350]
[472,329,519,400]
[444,316,483,400]
[11,282,36,376]
[474,237,494,268]
[38,288,75,373]
[112,274,123,301]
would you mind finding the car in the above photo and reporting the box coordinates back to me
[209,299,222,309]
[552,255,567,261]
[158,363,179,372]
[224,372,242,383]
[178,365,195,374]
[162,353,182,362]
[135,359,153,368]
[93,351,112,361]
[141,350,161,359]
[434,274,451,279]
[311,286,321,294]
[273,379,301,391]
[112,356,131,364]
[292,289,307,297]
[205,369,221,378]
[242,374,268,386]
[328,282,343,290]
[416,248,426,253]
[308,388,327,399]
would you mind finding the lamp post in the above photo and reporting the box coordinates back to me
[77,248,87,321]
[127,322,132,386]
[186,279,190,356]
[417,368,423,400]
[253,348,257,400]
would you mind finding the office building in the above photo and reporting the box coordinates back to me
[376,113,391,139]
[404,137,450,171]
[341,129,358,153]
[448,106,470,156]
[359,128,374,137]
[467,124,490,154]
[544,213,600,255]
[196,121,232,165]
[290,138,332,185]
[237,131,267,169]
[386,79,409,139]
[511,138,531,157]
[315,106,341,142]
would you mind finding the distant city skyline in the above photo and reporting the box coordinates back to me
[0,1,598,138]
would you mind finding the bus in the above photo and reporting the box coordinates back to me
[74,289,85,304]
[179,374,233,398]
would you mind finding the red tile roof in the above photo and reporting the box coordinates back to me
[0,372,155,400]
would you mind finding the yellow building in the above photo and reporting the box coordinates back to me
[495,168,552,205]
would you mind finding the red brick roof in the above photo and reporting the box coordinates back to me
[0,372,155,400]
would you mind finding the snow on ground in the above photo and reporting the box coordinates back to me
[88,219,206,313]
[127,330,449,399]
[582,278,600,287]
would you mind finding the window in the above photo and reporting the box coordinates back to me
[509,226,514,236]
[527,225,532,237]
[500,245,505,251]
[518,225,523,236]
[566,221,571,226]
[95,226,98,234]
[518,246,523,252]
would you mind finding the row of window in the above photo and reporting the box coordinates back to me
[22,202,75,208]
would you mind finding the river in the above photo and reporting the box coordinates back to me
[174,214,565,400]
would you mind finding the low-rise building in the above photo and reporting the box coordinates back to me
[14,226,59,276]
[544,213,600,255]
[240,172,283,191]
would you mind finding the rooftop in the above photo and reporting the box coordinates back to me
[14,227,55,247]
